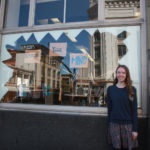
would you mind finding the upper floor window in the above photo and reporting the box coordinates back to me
[118,45,127,58]
[35,0,64,25]
[66,0,97,22]
[4,0,30,28]
[117,31,127,39]
[35,0,98,25]
[4,0,98,28]
[3,0,141,28]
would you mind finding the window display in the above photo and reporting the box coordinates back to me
[0,26,141,107]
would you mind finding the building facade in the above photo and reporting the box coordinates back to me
[0,0,149,150]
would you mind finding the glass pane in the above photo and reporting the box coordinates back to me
[34,0,64,25]
[105,0,140,19]
[0,26,141,107]
[66,0,98,22]
[4,0,30,28]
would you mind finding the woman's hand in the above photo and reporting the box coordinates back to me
[132,132,138,141]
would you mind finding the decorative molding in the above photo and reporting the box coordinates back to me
[105,0,140,8]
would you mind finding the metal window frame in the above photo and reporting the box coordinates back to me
[28,0,36,27]
[0,0,5,31]
[0,0,144,34]
[63,0,66,23]
[0,0,148,116]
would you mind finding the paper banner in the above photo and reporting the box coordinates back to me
[70,53,88,68]
[24,49,41,63]
[49,42,67,56]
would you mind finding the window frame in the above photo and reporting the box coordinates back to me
[0,0,144,33]
[0,0,148,116]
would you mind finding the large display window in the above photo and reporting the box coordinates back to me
[0,26,141,107]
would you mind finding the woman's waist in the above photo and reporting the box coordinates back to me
[109,118,132,124]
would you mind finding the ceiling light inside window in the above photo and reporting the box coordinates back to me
[64,32,77,42]
[51,18,61,24]
[38,19,48,25]
[79,48,94,62]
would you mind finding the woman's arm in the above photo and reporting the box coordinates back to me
[131,87,138,139]
[107,87,112,122]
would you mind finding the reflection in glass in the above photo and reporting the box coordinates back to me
[66,0,98,22]
[117,31,127,58]
[35,0,64,25]
[3,44,62,104]
[1,27,140,107]
[4,0,29,28]
[105,0,140,19]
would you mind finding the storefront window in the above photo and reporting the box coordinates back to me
[4,0,30,28]
[0,26,141,107]
[35,0,64,25]
[105,0,140,19]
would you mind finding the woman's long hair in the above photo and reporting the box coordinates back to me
[113,65,134,100]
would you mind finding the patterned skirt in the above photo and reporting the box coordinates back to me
[108,122,138,150]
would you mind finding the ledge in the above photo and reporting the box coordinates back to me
[0,18,144,35]
[0,103,107,116]
[0,103,147,118]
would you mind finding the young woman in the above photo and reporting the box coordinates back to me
[107,65,138,150]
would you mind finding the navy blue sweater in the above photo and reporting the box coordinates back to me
[107,85,138,132]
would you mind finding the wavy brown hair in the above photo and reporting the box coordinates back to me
[113,65,134,100]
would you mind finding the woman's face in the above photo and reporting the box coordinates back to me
[116,67,127,83]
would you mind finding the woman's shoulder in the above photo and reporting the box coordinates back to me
[132,86,137,92]
[107,85,115,91]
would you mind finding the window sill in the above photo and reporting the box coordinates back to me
[0,103,107,116]
[0,103,147,118]
[0,18,144,35]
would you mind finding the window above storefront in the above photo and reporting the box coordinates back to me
[4,0,30,28]
[66,0,97,23]
[3,0,98,28]
[35,0,64,25]
[2,0,141,29]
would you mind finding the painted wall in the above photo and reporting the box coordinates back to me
[147,0,150,149]
[0,110,148,150]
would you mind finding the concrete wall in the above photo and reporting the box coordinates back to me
[0,110,148,150]
[147,0,150,149]
[148,97,150,150]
